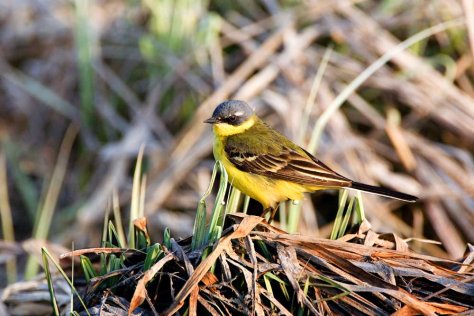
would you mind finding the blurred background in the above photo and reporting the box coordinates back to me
[0,0,473,287]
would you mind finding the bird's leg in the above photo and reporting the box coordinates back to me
[268,206,279,224]
[260,204,280,224]
[260,207,272,219]
[260,207,274,224]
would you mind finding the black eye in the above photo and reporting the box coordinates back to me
[228,115,237,122]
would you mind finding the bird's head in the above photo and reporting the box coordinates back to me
[204,100,256,136]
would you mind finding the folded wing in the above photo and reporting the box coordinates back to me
[226,144,352,188]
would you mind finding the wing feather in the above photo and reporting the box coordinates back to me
[226,144,351,187]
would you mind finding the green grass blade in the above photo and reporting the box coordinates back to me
[226,186,241,214]
[330,190,349,240]
[286,47,334,234]
[0,151,16,284]
[112,190,127,248]
[191,161,220,250]
[298,46,333,143]
[354,192,365,223]
[144,243,162,270]
[256,240,272,259]
[70,242,75,315]
[206,161,228,244]
[42,248,90,316]
[263,274,275,310]
[107,254,123,287]
[212,225,223,243]
[102,201,110,247]
[287,200,301,233]
[26,126,77,280]
[99,253,107,276]
[311,274,351,302]
[278,202,288,231]
[80,255,96,282]
[4,141,38,219]
[42,249,60,316]
[242,195,250,214]
[163,227,171,249]
[2,68,77,119]
[128,145,145,249]
[106,254,117,273]
[191,200,207,250]
[265,271,290,302]
[264,272,289,286]
[108,221,124,248]
[135,226,149,250]
[338,196,355,239]
[215,162,229,230]
[297,277,311,316]
[74,0,95,127]
[139,175,147,218]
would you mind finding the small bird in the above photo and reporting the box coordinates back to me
[204,100,417,222]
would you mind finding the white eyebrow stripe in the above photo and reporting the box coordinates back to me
[234,111,244,116]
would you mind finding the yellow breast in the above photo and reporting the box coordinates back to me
[212,134,306,209]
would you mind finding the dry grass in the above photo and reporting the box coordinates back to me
[4,214,471,315]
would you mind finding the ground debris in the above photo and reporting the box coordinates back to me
[4,214,467,315]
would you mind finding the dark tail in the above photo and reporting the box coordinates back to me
[350,181,418,202]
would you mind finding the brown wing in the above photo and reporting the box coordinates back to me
[226,144,352,188]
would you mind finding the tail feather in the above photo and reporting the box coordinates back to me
[350,181,418,202]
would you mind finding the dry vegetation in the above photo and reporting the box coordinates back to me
[0,0,474,315]
[4,214,473,315]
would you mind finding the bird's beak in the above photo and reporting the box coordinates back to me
[204,117,218,124]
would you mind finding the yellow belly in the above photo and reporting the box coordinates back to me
[213,136,307,209]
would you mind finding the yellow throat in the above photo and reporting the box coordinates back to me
[212,115,256,137]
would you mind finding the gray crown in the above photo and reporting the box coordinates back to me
[206,100,254,125]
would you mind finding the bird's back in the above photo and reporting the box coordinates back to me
[224,118,300,155]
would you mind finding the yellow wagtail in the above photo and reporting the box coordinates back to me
[204,100,417,221]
